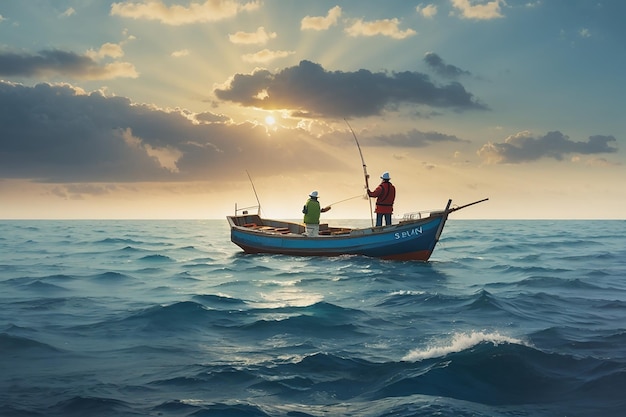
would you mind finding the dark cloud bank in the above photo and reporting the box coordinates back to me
[478,131,618,163]
[215,60,487,117]
[0,57,489,184]
[423,52,471,79]
[0,81,340,183]
[0,49,135,80]
[0,50,93,77]
[0,53,618,184]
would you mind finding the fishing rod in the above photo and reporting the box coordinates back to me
[344,119,374,227]
[246,170,262,215]
[327,194,364,207]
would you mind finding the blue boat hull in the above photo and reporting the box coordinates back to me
[227,200,452,261]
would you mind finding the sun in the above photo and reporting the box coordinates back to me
[265,115,276,126]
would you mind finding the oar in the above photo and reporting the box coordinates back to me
[345,119,374,227]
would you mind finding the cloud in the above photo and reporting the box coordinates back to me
[345,18,416,39]
[171,49,190,57]
[121,128,183,173]
[301,6,342,31]
[424,52,471,79]
[195,111,230,123]
[0,81,345,183]
[477,130,619,164]
[229,27,277,45]
[60,8,76,18]
[416,4,438,19]
[86,42,125,60]
[583,157,621,167]
[301,8,415,39]
[52,184,119,200]
[0,49,138,80]
[364,129,467,147]
[451,0,504,20]
[241,49,295,63]
[110,0,260,25]
[214,60,487,118]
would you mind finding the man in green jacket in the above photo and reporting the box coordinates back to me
[302,190,331,236]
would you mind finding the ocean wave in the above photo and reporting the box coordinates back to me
[246,345,625,409]
[13,296,88,312]
[402,330,529,361]
[2,276,47,287]
[256,278,301,287]
[404,292,463,307]
[376,290,515,317]
[150,365,257,388]
[117,245,144,253]
[88,271,134,281]
[49,396,135,417]
[515,276,601,290]
[488,263,570,276]
[184,259,217,269]
[192,293,248,307]
[139,254,174,262]
[173,271,200,281]
[63,301,224,336]
[385,342,625,408]
[0,333,63,355]
[122,301,212,325]
[376,290,428,307]
[201,302,365,336]
[530,327,626,360]
[150,399,201,414]
[96,237,145,245]
[21,280,68,292]
[152,401,272,417]
[42,273,77,283]
[241,313,363,337]
[464,289,508,312]
[135,267,163,274]
[109,344,191,355]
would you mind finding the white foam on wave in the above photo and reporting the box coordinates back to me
[402,331,529,362]
[389,290,426,296]
[258,279,300,287]
[254,287,323,308]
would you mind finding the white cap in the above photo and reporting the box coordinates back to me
[309,190,319,198]
[381,171,390,180]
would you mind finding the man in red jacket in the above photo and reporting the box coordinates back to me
[367,171,396,227]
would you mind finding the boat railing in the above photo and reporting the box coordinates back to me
[234,203,260,216]
[401,209,443,222]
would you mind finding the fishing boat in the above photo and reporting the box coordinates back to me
[227,198,487,261]
[228,121,486,261]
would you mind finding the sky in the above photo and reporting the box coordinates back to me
[1,0,625,220]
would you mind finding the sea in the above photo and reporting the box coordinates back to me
[1,219,625,417]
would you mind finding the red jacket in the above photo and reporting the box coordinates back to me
[368,181,395,214]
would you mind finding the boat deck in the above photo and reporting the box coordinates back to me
[240,222,353,236]
[228,214,355,236]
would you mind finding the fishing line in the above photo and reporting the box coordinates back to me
[327,194,364,207]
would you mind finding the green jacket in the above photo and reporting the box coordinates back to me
[302,198,321,224]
